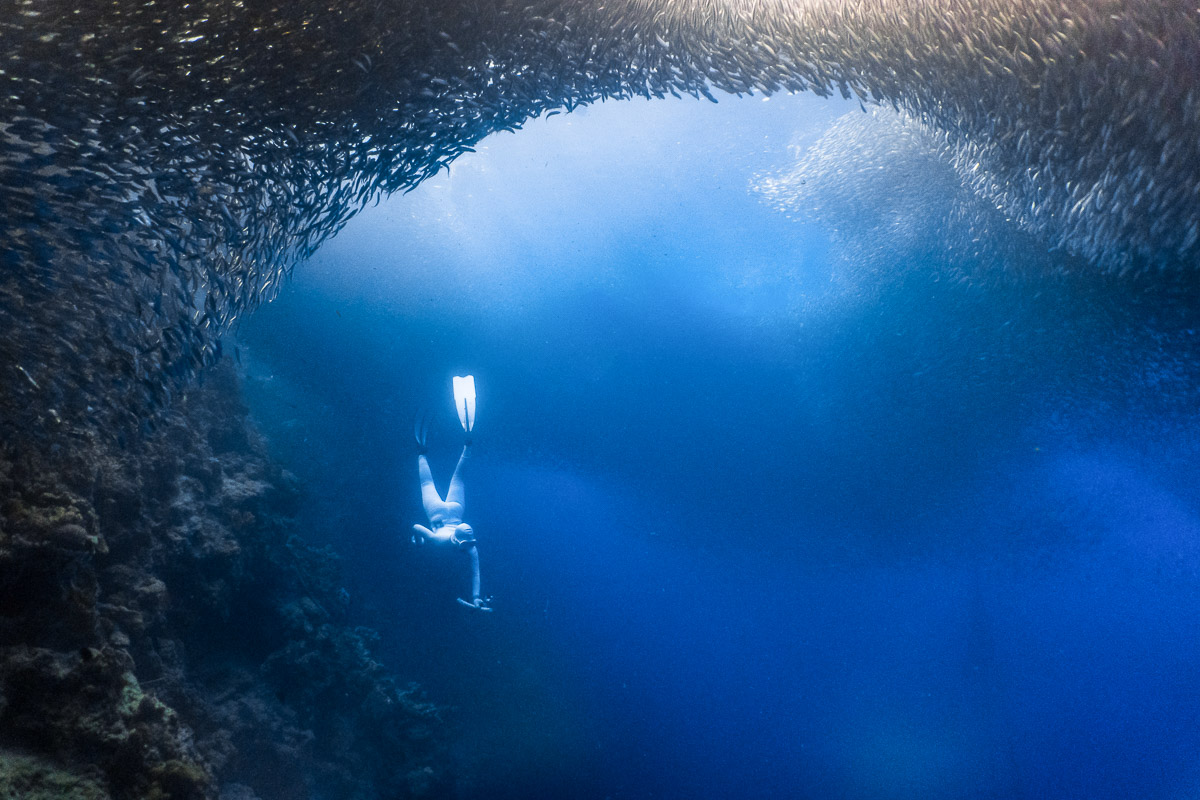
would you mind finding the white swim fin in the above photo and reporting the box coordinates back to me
[452,374,476,432]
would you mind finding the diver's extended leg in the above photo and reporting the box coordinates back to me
[446,445,468,508]
[418,455,446,517]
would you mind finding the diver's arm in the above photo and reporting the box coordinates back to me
[468,545,481,600]
[457,545,492,611]
[415,523,459,545]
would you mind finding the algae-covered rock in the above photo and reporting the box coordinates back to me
[49,523,108,554]
[145,759,209,800]
[0,749,111,800]
[0,646,210,798]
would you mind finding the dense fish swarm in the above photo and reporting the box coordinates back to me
[755,107,1062,290]
[2,0,1198,434]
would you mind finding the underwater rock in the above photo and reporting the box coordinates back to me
[0,646,208,799]
[0,749,111,800]
[0,363,448,799]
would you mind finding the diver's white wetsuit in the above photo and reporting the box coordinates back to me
[412,446,488,609]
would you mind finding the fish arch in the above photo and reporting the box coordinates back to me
[1,0,1195,436]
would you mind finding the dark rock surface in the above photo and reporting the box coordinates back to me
[0,362,448,799]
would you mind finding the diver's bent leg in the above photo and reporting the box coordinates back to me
[446,445,468,507]
[418,455,445,517]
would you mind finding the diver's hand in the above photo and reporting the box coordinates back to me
[457,597,493,612]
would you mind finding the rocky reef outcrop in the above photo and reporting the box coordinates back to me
[0,362,448,799]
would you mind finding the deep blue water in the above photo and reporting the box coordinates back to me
[239,95,1200,799]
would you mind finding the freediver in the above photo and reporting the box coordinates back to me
[411,375,491,611]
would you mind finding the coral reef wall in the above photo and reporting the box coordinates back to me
[0,363,448,800]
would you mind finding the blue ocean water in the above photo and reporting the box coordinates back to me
[239,94,1200,799]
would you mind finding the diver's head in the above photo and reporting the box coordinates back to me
[451,523,474,546]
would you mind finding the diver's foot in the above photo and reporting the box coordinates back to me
[413,410,431,454]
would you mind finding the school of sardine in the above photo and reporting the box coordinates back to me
[1,0,1196,437]
[755,107,1065,290]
